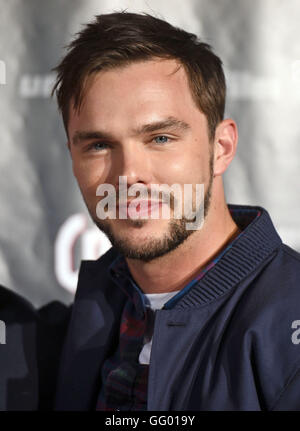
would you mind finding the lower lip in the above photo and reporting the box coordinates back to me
[118,202,164,218]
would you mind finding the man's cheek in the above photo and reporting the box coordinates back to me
[86,183,100,203]
[74,165,97,189]
[75,175,98,206]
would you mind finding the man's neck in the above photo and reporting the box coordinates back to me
[125,203,240,294]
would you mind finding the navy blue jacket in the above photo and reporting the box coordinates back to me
[55,205,300,410]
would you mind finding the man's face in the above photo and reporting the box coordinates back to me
[68,58,214,262]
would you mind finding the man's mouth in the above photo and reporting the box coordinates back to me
[117,200,165,218]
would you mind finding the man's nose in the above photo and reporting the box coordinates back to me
[116,141,152,186]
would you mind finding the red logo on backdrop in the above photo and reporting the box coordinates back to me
[54,213,111,293]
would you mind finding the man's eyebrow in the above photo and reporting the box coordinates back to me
[72,116,191,145]
[132,116,191,135]
[72,130,113,146]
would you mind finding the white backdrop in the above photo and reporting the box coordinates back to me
[0,0,299,306]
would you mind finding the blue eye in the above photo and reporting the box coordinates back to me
[154,136,169,144]
[91,142,109,151]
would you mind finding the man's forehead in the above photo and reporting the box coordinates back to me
[70,59,192,112]
[81,58,186,97]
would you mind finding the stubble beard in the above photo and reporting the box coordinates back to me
[89,156,214,263]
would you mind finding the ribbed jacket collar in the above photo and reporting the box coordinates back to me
[174,204,282,308]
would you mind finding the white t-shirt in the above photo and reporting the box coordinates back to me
[138,290,180,364]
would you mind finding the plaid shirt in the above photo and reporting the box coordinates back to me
[95,207,261,411]
[95,259,151,411]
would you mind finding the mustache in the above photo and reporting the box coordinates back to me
[104,188,176,209]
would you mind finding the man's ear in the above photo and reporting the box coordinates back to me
[213,119,238,177]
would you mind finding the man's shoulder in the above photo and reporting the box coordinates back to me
[229,242,300,410]
[235,241,300,313]
[262,242,300,287]
[281,243,300,264]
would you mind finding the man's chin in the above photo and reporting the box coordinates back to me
[94,218,195,262]
[96,216,169,235]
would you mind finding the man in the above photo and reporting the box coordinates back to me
[52,11,300,410]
